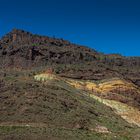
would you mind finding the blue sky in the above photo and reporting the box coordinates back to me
[0,0,140,56]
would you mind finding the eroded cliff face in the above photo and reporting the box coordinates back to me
[0,29,98,66]
[0,29,140,87]
[34,72,140,127]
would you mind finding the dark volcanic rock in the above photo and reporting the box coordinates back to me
[0,29,98,66]
[0,29,140,86]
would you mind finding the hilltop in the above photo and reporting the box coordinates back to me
[0,29,140,86]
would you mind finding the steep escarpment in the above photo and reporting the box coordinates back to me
[0,29,98,67]
[0,29,140,87]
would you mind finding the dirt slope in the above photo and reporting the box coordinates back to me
[34,73,140,127]
[0,69,140,139]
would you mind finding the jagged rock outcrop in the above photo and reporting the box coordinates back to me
[0,29,99,66]
[0,29,140,86]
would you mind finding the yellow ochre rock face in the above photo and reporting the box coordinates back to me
[98,79,138,92]
[34,73,57,82]
[34,73,140,99]
[34,73,140,127]
[90,94,140,127]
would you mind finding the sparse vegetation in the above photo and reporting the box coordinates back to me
[0,29,140,139]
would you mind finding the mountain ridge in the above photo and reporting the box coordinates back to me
[0,29,140,87]
[0,29,140,139]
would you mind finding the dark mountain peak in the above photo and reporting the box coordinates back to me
[10,28,33,35]
[0,28,100,68]
[0,29,34,45]
[11,28,25,34]
[0,29,140,87]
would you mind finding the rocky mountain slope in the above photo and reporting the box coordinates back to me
[34,73,140,127]
[0,29,140,86]
[0,29,140,139]
[0,68,140,140]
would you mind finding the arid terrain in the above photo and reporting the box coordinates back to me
[0,29,140,140]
